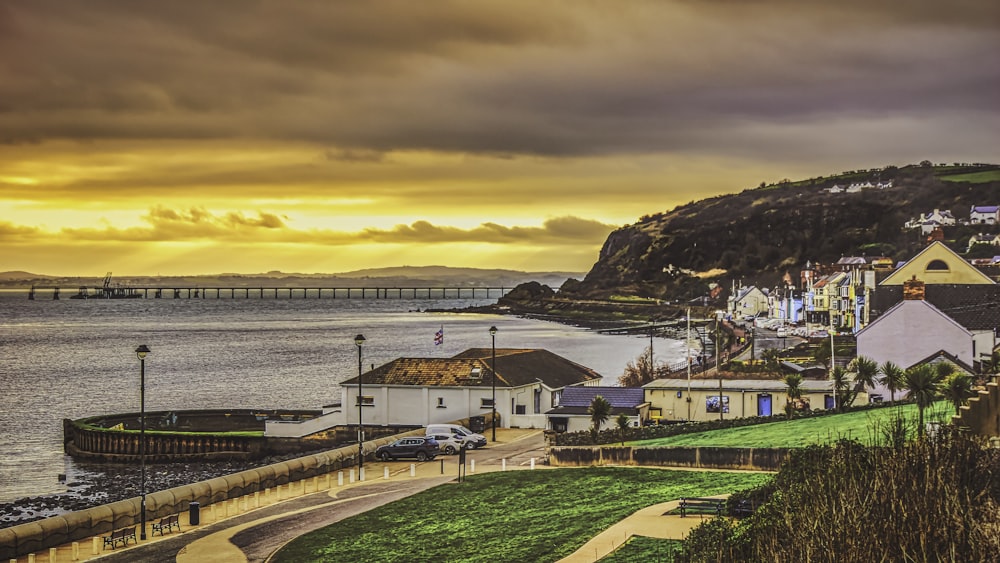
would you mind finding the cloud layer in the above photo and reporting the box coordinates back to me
[0,1,997,274]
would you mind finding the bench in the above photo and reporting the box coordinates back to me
[102,526,137,550]
[151,514,181,536]
[733,499,758,518]
[679,497,726,518]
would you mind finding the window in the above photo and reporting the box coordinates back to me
[706,395,729,414]
[436,397,446,409]
[926,259,949,271]
[356,396,374,406]
[480,398,495,408]
[514,404,526,415]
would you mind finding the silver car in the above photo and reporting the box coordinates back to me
[427,433,465,455]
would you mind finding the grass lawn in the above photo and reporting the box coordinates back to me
[628,402,955,448]
[271,467,770,563]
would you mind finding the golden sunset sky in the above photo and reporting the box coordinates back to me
[2,1,998,276]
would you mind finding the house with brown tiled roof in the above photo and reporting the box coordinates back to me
[339,348,602,430]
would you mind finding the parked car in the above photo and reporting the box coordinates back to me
[375,436,440,461]
[425,424,488,449]
[776,327,788,338]
[427,433,465,455]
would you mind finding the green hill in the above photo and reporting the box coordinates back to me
[566,162,1000,300]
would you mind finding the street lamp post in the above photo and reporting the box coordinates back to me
[354,334,365,471]
[135,344,151,541]
[489,326,498,442]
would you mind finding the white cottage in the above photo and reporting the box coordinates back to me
[339,348,602,430]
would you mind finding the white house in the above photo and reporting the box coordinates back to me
[970,205,999,225]
[858,279,995,402]
[544,386,648,433]
[339,348,602,431]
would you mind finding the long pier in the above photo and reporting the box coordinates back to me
[27,286,510,300]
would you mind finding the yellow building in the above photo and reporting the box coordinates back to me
[644,378,835,422]
[880,241,994,285]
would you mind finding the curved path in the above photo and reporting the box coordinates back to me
[557,497,728,563]
[39,429,547,562]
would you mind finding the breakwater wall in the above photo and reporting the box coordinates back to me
[547,445,790,471]
[63,409,409,462]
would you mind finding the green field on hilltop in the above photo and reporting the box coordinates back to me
[271,467,770,563]
[938,170,1000,183]
[628,402,954,448]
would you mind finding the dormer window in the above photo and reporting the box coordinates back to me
[470,367,482,379]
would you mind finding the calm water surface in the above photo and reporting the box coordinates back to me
[0,291,680,502]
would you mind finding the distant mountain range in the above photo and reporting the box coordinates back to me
[0,266,584,289]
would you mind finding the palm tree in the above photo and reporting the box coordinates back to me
[588,395,611,444]
[850,356,879,402]
[942,372,975,415]
[615,413,631,445]
[784,373,803,417]
[830,366,851,411]
[903,364,944,436]
[879,361,904,406]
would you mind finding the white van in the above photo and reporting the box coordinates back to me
[425,424,487,450]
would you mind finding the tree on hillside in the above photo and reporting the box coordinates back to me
[850,356,880,401]
[616,413,631,446]
[618,346,669,387]
[903,364,944,436]
[784,373,803,417]
[588,395,611,444]
[879,361,905,406]
[942,373,975,415]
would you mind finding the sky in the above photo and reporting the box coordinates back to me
[1,1,998,276]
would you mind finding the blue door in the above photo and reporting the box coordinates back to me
[757,394,772,416]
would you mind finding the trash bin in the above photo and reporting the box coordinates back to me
[469,415,485,433]
[189,501,200,526]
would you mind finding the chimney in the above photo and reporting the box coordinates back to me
[903,275,925,300]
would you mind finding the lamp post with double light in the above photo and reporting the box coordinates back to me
[135,345,151,541]
[489,326,498,442]
[354,334,365,471]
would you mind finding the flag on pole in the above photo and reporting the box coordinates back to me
[434,326,444,346]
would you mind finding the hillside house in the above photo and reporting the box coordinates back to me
[339,348,602,430]
[968,233,1000,252]
[907,209,956,234]
[970,205,999,225]
[728,285,769,319]
[544,386,648,433]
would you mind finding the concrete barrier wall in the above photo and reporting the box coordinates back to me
[0,414,492,559]
[0,429,422,559]
[548,446,790,471]
[954,375,1000,437]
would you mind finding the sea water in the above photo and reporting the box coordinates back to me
[0,291,681,503]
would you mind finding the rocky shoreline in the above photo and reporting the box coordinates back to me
[0,449,330,529]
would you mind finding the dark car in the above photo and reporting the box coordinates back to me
[375,436,440,461]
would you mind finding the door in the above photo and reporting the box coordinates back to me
[757,394,772,417]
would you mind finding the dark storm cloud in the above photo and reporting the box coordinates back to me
[0,1,997,159]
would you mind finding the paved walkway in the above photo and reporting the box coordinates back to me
[558,497,728,562]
